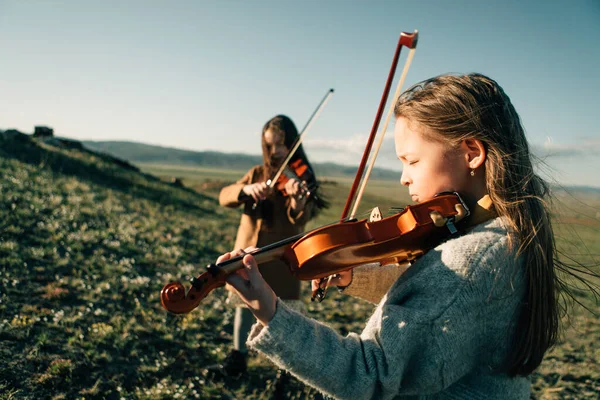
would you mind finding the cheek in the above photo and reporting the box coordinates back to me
[435,163,469,192]
[420,160,463,195]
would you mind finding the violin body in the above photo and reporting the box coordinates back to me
[284,192,468,279]
[160,192,468,314]
[272,158,315,198]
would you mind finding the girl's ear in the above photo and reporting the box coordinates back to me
[462,139,486,169]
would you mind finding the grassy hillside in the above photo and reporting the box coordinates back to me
[1,132,599,399]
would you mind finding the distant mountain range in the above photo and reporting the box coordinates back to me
[2,130,599,191]
[82,140,402,180]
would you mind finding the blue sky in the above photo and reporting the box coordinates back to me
[1,0,599,187]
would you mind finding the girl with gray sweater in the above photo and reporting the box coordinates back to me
[217,74,568,399]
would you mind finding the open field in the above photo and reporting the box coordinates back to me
[137,163,412,231]
[1,143,599,399]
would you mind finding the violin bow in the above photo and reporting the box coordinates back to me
[340,30,418,222]
[313,30,418,302]
[266,88,335,189]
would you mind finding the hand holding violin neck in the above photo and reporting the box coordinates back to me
[160,234,304,314]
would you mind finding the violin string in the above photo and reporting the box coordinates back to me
[351,207,404,220]
[356,209,374,219]
[387,206,405,215]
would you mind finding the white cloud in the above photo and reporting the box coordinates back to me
[533,137,600,158]
[304,131,400,170]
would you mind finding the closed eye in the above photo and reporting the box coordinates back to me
[408,160,419,165]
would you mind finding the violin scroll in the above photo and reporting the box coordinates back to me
[160,270,228,314]
[160,235,300,314]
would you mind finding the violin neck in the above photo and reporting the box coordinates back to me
[212,232,306,275]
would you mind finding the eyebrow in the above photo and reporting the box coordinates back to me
[397,152,417,160]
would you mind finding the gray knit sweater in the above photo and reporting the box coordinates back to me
[247,217,531,399]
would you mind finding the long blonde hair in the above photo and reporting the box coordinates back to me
[395,73,558,375]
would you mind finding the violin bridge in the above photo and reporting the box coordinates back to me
[369,207,382,222]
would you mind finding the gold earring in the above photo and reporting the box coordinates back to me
[470,169,475,177]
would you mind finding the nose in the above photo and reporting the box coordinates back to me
[272,144,286,157]
[400,169,410,187]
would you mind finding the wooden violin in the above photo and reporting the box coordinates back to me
[270,158,317,200]
[161,192,469,314]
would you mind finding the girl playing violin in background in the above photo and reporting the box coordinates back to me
[215,114,327,377]
[218,74,572,399]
